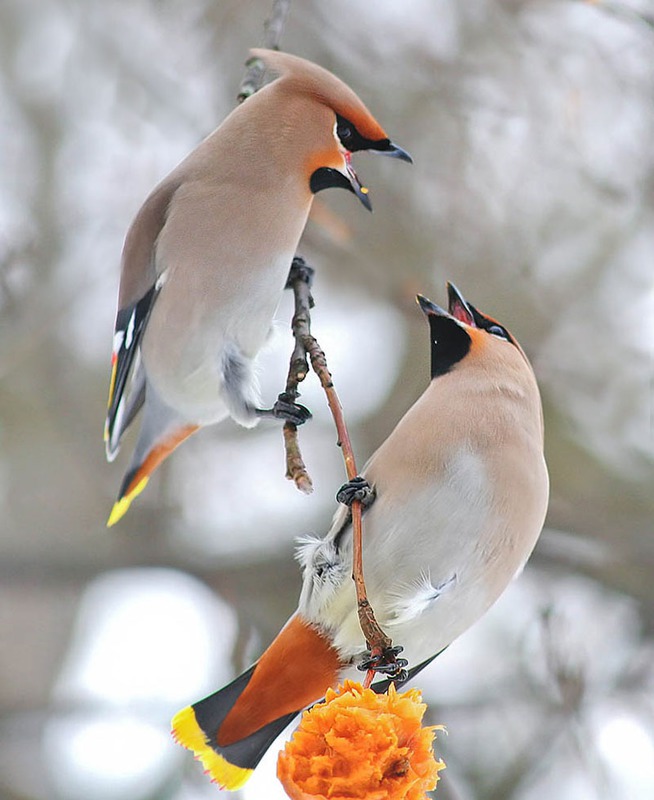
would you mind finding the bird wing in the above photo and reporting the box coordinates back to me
[370,651,444,694]
[104,282,160,459]
[104,179,178,459]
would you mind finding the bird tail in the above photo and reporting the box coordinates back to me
[172,666,298,789]
[171,614,343,789]
[107,422,199,526]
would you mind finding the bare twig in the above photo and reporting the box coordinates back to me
[283,423,312,493]
[284,258,398,684]
[237,0,292,103]
[281,258,314,493]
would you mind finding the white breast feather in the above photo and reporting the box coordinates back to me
[296,449,522,665]
[387,571,458,627]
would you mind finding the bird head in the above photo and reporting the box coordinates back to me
[417,284,531,380]
[250,49,412,211]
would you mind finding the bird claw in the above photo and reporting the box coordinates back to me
[358,645,409,681]
[269,393,312,426]
[285,256,315,289]
[336,476,374,507]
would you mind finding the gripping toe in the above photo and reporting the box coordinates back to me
[336,476,374,507]
[258,393,312,426]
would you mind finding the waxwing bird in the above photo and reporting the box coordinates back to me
[104,49,412,526]
[171,283,550,790]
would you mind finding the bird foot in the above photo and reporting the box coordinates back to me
[258,392,312,426]
[358,645,409,681]
[285,256,315,290]
[336,476,374,507]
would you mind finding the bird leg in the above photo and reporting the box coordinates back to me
[257,393,312,425]
[336,476,375,509]
[331,479,376,548]
[359,645,409,683]
[221,342,310,427]
[285,256,315,292]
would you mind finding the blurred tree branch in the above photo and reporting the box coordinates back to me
[237,0,291,102]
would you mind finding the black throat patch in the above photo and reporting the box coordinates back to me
[309,166,352,195]
[428,315,471,378]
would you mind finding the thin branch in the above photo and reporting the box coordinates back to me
[281,260,314,493]
[302,333,394,672]
[237,0,292,103]
[284,258,396,682]
[283,423,313,493]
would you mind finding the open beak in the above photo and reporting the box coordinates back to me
[416,294,448,318]
[446,282,476,327]
[417,284,477,327]
[344,154,372,211]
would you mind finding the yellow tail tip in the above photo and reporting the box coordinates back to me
[106,477,149,527]
[171,706,253,790]
[107,498,131,527]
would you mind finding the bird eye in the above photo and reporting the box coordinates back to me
[336,116,356,147]
[487,324,508,340]
[339,124,352,142]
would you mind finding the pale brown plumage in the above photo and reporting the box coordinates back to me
[300,288,548,662]
[105,49,411,525]
[171,283,549,790]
